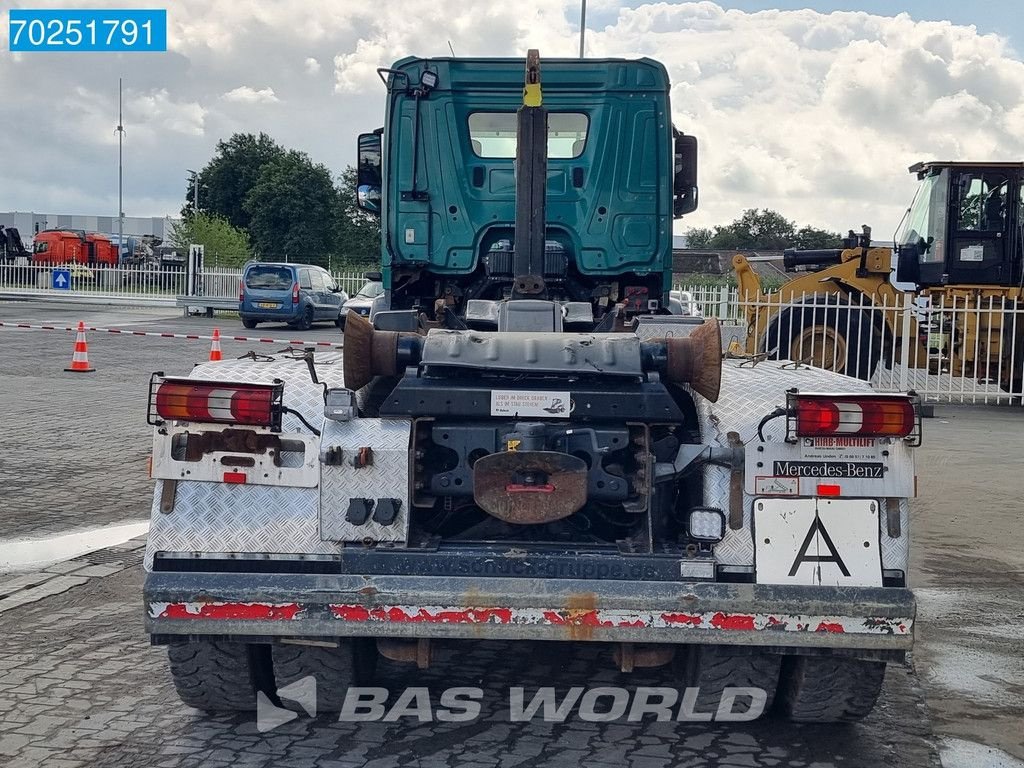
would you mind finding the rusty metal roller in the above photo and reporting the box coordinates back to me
[662,318,723,402]
[342,311,421,391]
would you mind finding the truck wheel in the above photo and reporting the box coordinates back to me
[272,639,376,712]
[776,656,886,722]
[242,318,258,329]
[681,646,781,719]
[167,640,271,712]
[771,302,881,380]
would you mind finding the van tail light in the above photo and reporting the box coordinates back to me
[148,375,284,431]
[239,281,244,302]
[292,282,300,304]
[787,392,920,444]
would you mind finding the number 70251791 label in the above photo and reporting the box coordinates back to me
[8,9,167,52]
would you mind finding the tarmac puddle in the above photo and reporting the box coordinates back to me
[940,737,1024,767]
[916,586,1024,708]
[0,521,149,573]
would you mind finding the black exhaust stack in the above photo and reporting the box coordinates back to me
[512,49,548,299]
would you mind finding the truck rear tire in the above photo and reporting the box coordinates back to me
[167,640,271,712]
[272,639,376,712]
[681,645,781,719]
[776,656,886,722]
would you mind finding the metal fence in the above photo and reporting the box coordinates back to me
[2,265,1020,404]
[679,284,1024,405]
[0,263,368,306]
[672,284,742,321]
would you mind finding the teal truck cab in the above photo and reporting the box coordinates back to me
[354,53,697,327]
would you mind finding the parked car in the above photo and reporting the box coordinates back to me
[669,289,703,317]
[337,277,384,329]
[239,262,348,330]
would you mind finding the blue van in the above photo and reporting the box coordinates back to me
[239,262,349,330]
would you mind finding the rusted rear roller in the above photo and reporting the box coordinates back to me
[664,318,722,402]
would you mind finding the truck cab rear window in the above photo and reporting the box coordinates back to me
[468,112,588,159]
[245,266,293,290]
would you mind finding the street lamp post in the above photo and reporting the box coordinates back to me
[579,0,587,58]
[115,77,125,255]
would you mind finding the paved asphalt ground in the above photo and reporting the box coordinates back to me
[0,301,1022,768]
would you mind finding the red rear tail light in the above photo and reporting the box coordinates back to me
[148,375,284,431]
[239,281,244,302]
[292,282,300,304]
[788,392,920,442]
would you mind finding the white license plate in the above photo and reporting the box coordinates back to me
[258,302,279,309]
[754,497,881,587]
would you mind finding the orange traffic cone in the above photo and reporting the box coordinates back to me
[209,328,223,361]
[65,321,95,373]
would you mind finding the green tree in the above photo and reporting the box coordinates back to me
[167,212,252,267]
[333,166,381,269]
[709,208,795,249]
[243,150,338,265]
[684,226,713,248]
[790,225,843,250]
[683,209,841,250]
[185,133,286,229]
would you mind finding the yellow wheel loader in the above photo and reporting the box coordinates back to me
[734,161,1024,390]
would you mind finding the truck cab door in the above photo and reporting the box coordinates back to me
[946,169,1013,285]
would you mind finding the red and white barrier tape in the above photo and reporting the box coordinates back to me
[0,321,344,348]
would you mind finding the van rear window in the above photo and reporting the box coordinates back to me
[245,266,293,290]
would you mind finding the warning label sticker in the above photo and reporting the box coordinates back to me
[960,245,985,262]
[754,476,800,496]
[490,390,571,419]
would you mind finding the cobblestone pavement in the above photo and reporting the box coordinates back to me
[0,567,940,768]
[3,302,1012,767]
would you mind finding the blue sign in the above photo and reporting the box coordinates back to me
[9,9,167,52]
[52,269,71,290]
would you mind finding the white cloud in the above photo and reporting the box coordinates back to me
[222,86,279,104]
[583,3,1024,232]
[128,89,206,137]
[2,0,1023,234]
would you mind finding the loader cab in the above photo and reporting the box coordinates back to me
[897,161,1024,288]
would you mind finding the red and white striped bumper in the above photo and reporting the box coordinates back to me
[145,572,915,650]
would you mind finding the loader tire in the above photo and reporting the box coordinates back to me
[680,645,781,719]
[776,656,886,723]
[272,640,376,713]
[770,300,881,380]
[167,640,271,712]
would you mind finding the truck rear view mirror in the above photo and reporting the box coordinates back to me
[673,130,698,217]
[357,132,383,214]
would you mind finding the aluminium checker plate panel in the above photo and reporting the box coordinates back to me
[695,360,881,567]
[146,353,347,571]
[320,417,412,543]
[879,497,910,573]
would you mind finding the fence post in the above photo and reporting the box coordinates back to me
[898,292,912,392]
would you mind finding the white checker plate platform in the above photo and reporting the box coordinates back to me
[696,361,877,567]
